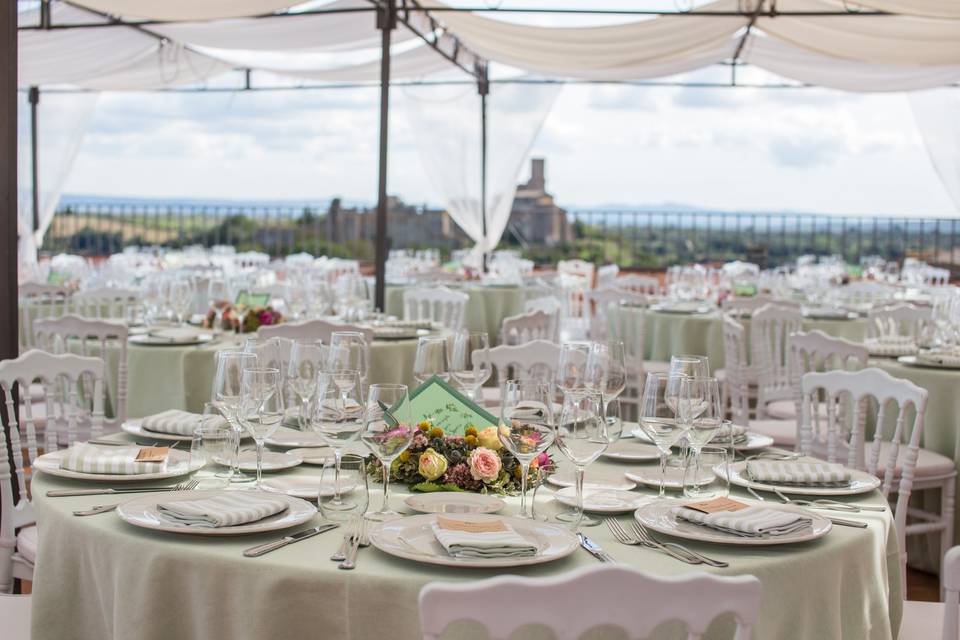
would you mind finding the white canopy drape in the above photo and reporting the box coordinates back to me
[67,0,305,21]
[911,89,960,213]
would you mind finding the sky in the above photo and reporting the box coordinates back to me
[57,1,959,218]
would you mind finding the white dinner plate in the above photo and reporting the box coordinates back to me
[265,427,327,448]
[802,309,858,321]
[259,472,361,499]
[650,303,712,315]
[553,486,651,514]
[129,333,215,347]
[546,471,637,491]
[116,489,316,536]
[625,465,698,490]
[601,440,661,462]
[726,461,881,496]
[33,446,202,482]
[287,447,335,465]
[635,498,832,546]
[631,428,774,452]
[122,419,250,443]
[217,451,302,473]
[369,513,578,568]
[405,493,506,515]
[897,355,960,370]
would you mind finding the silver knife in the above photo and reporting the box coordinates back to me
[578,533,616,563]
[338,534,362,570]
[48,486,184,497]
[828,516,869,529]
[243,523,340,557]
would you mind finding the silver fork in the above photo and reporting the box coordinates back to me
[72,478,199,516]
[746,486,767,501]
[772,488,886,513]
[605,518,699,565]
[632,520,729,568]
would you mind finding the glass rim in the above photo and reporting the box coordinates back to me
[417,335,447,343]
[330,331,365,338]
[670,354,710,362]
[367,383,409,391]
[241,366,280,375]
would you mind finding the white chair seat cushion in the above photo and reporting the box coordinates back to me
[899,601,943,640]
[876,441,956,478]
[16,525,38,564]
[746,419,797,447]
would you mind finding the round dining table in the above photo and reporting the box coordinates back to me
[29,431,902,640]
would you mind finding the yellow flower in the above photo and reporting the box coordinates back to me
[429,427,444,439]
[464,435,478,447]
[477,426,503,451]
[464,426,478,437]
[399,450,411,463]
[418,421,431,432]
[417,447,448,481]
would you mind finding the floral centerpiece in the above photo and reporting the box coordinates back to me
[203,302,283,333]
[366,420,554,495]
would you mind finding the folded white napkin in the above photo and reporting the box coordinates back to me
[746,460,852,485]
[319,398,362,416]
[148,327,201,343]
[673,505,812,538]
[508,400,549,422]
[60,444,165,475]
[711,423,748,445]
[431,522,538,558]
[142,409,227,436]
[918,350,960,367]
[156,493,289,528]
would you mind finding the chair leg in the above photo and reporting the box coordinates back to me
[942,478,956,587]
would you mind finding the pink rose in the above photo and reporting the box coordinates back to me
[468,447,502,483]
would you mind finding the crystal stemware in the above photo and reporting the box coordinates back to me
[585,340,627,411]
[413,336,449,384]
[361,384,413,521]
[450,330,492,402]
[637,372,690,498]
[211,350,258,483]
[556,342,590,400]
[327,331,369,382]
[239,367,284,490]
[498,379,555,519]
[287,339,326,430]
[309,370,364,519]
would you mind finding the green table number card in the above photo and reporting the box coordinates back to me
[398,375,498,436]
[235,290,271,307]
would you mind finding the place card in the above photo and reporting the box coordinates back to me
[684,497,750,514]
[135,447,170,463]
[436,516,507,534]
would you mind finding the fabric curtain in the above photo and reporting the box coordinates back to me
[17,90,99,265]
[402,78,560,253]
[838,0,960,19]
[910,88,960,212]
[70,0,304,21]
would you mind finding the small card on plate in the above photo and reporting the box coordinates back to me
[436,516,507,534]
[684,497,749,514]
[135,447,170,463]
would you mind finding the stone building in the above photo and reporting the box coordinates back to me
[506,158,571,246]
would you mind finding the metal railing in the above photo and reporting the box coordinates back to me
[44,202,960,274]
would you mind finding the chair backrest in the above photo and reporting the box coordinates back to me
[616,274,660,296]
[866,303,932,340]
[523,297,561,342]
[403,287,469,331]
[836,281,894,307]
[499,310,554,345]
[942,546,960,640]
[557,259,595,289]
[786,329,868,421]
[799,367,927,589]
[722,294,799,315]
[257,319,374,344]
[33,315,129,427]
[722,315,752,424]
[587,287,647,341]
[71,287,140,319]
[486,340,561,388]
[751,303,803,416]
[418,565,762,640]
[18,284,71,350]
[596,264,619,289]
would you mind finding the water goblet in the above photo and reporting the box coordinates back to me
[239,367,284,490]
[498,379,555,519]
[450,330,492,402]
[361,384,413,521]
[413,336,449,384]
[212,350,258,483]
[310,370,364,516]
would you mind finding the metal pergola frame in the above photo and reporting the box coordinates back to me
[0,0,947,353]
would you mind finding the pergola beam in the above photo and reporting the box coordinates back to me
[1,0,17,361]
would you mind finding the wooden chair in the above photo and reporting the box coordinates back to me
[418,565,762,640]
[499,310,554,345]
[901,545,960,639]
[800,368,955,582]
[403,287,469,331]
[0,350,105,592]
[33,314,129,429]
[751,303,803,419]
[867,303,932,341]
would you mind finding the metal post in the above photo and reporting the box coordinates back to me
[29,87,39,233]
[373,0,395,311]
[1,0,16,361]
[478,64,489,273]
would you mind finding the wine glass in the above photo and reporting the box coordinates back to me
[188,402,235,489]
[309,370,364,518]
[239,367,284,489]
[207,277,230,333]
[498,379,555,519]
[287,339,326,430]
[319,454,369,521]
[555,390,617,529]
[211,350,258,483]
[243,337,281,370]
[637,373,690,498]
[556,342,590,399]
[413,336,449,384]
[585,340,627,411]
[450,331,491,402]
[669,354,710,378]
[327,332,369,382]
[361,384,413,521]
[169,277,194,326]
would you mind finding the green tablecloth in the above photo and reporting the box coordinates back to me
[30,434,901,640]
[385,285,542,343]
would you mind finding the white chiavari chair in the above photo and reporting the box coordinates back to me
[18,282,71,350]
[595,264,619,289]
[71,287,140,319]
[867,303,933,341]
[523,297,561,342]
[403,287,469,331]
[800,368,955,581]
[722,294,800,316]
[835,280,895,310]
[480,340,562,408]
[418,565,762,640]
[0,350,105,592]
[557,259,595,289]
[586,287,647,342]
[616,274,661,296]
[258,318,373,345]
[901,545,960,639]
[33,315,129,430]
[752,303,803,419]
[499,310,554,345]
